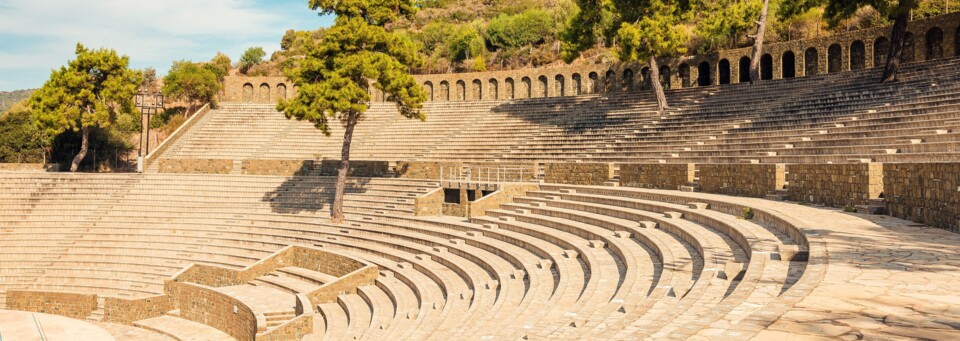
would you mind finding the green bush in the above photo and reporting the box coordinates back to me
[740,207,755,220]
[486,10,554,49]
[448,27,486,61]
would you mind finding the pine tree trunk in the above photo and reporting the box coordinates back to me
[881,0,914,83]
[331,112,358,223]
[70,126,90,172]
[648,57,669,113]
[749,0,770,82]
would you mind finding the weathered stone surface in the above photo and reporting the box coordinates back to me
[884,163,960,232]
[319,160,389,177]
[620,163,695,190]
[241,159,313,176]
[700,163,785,198]
[545,163,613,186]
[787,163,883,207]
[158,159,232,174]
[6,291,98,319]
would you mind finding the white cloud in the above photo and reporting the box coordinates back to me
[0,0,324,89]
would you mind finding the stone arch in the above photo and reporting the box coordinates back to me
[782,51,796,78]
[718,59,731,85]
[697,61,711,86]
[555,75,565,97]
[488,79,499,100]
[588,72,599,93]
[423,81,434,101]
[678,63,691,88]
[874,37,890,68]
[926,27,944,60]
[604,70,615,93]
[277,83,287,100]
[805,47,819,76]
[828,43,842,73]
[622,69,634,91]
[439,81,450,101]
[956,25,960,56]
[572,73,583,95]
[659,66,671,90]
[455,80,466,101]
[472,79,482,100]
[242,83,254,102]
[738,57,751,82]
[903,32,916,63]
[760,54,773,80]
[505,78,515,99]
[640,67,651,89]
[521,77,532,99]
[850,40,866,70]
[538,75,548,98]
[259,83,270,102]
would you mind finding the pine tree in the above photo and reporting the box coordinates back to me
[29,43,141,172]
[562,0,689,112]
[278,0,428,223]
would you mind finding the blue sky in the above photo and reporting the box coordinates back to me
[0,0,334,91]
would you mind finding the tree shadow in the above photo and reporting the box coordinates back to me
[489,95,635,134]
[261,175,373,215]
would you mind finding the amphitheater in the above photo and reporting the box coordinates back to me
[2,14,960,341]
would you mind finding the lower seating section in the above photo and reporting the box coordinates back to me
[2,171,959,339]
[156,57,960,167]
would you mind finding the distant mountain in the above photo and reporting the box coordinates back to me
[0,89,34,113]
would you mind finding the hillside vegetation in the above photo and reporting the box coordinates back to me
[0,90,35,114]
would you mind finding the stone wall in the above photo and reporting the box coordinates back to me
[884,163,960,232]
[620,163,695,190]
[319,160,390,177]
[699,163,785,198]
[397,161,460,179]
[158,159,233,174]
[0,163,59,172]
[545,163,613,186]
[168,282,258,341]
[468,183,540,218]
[242,160,314,176]
[6,290,98,319]
[787,163,883,207]
[103,295,172,324]
[415,187,444,216]
[222,12,959,102]
[257,314,313,341]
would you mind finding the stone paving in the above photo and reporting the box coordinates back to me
[0,310,115,341]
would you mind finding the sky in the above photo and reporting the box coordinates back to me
[0,0,335,91]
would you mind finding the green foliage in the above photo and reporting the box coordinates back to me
[0,103,48,163]
[209,52,232,81]
[162,60,222,114]
[616,0,690,63]
[29,43,140,147]
[239,47,266,74]
[281,0,427,136]
[448,26,486,61]
[741,207,755,220]
[486,10,554,49]
[693,0,763,52]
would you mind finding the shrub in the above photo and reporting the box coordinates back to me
[486,10,554,49]
[740,207,755,220]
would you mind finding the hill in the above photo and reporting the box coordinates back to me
[0,89,34,114]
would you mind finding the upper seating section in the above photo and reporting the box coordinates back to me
[157,56,960,166]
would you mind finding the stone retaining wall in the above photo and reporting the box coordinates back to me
[6,290,98,319]
[545,163,613,186]
[242,160,314,176]
[0,163,59,172]
[620,163,695,190]
[415,187,445,216]
[787,163,883,207]
[700,164,785,198]
[103,295,172,324]
[168,282,258,341]
[319,160,390,177]
[158,159,233,174]
[469,183,540,217]
[884,163,960,232]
